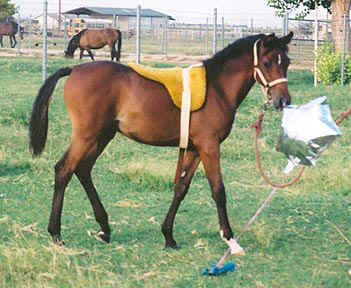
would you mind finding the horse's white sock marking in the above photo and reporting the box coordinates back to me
[220,230,245,256]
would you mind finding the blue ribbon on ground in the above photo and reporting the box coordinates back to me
[201,261,236,276]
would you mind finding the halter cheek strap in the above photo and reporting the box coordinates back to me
[253,39,288,106]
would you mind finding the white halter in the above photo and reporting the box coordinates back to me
[253,39,288,107]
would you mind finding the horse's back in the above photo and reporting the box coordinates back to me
[79,28,115,48]
[0,22,15,35]
[64,61,180,145]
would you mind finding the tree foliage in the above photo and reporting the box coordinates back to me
[267,0,351,53]
[316,43,351,84]
[0,0,16,19]
[267,0,331,16]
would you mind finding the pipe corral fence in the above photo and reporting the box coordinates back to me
[2,7,350,84]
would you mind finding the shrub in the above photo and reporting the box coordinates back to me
[315,43,351,85]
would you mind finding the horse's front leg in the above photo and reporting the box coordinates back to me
[198,140,245,255]
[162,150,201,248]
[79,49,84,60]
[87,49,95,61]
[11,36,16,48]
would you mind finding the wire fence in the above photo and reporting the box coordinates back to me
[1,3,350,84]
[7,10,283,60]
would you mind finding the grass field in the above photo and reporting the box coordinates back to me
[0,57,350,287]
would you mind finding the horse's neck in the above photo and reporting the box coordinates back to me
[210,55,255,110]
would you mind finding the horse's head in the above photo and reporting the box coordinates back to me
[253,32,293,110]
[64,36,79,58]
[64,50,74,58]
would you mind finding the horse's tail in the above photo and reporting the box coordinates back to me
[29,67,72,157]
[116,29,122,61]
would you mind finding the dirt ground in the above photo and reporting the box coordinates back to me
[0,47,208,65]
[0,47,312,69]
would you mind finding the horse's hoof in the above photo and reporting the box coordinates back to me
[98,230,110,243]
[52,235,65,246]
[165,241,180,250]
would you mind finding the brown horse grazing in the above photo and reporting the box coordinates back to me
[29,32,293,252]
[0,20,24,48]
[64,28,122,61]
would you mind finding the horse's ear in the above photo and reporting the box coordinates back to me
[280,31,293,44]
[262,33,276,47]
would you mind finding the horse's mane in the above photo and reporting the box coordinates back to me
[0,17,18,26]
[203,34,289,83]
[66,29,88,55]
[0,17,12,23]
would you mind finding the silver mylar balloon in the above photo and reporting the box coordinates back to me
[276,96,342,174]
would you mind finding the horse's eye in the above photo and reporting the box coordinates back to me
[263,61,271,69]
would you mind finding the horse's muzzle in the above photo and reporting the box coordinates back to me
[280,96,290,108]
[272,94,290,110]
[64,52,73,58]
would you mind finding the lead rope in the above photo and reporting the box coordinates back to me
[250,112,305,188]
[336,106,351,125]
[250,103,351,188]
[216,106,351,267]
[215,40,301,268]
[252,39,306,188]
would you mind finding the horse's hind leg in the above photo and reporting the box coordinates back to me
[74,121,118,243]
[0,36,3,47]
[110,43,117,61]
[48,136,96,243]
[87,49,95,61]
[162,150,201,248]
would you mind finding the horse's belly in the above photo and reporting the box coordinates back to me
[116,111,180,146]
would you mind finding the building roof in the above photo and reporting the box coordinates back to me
[63,7,174,20]
[33,13,75,20]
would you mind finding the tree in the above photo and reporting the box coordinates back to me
[267,0,351,53]
[0,0,16,19]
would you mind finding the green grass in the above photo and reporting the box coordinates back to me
[0,57,351,287]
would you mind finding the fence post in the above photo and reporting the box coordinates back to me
[213,8,217,54]
[136,5,141,64]
[163,16,168,58]
[341,14,347,85]
[29,15,32,50]
[283,13,289,35]
[17,14,21,56]
[221,16,225,49]
[63,17,67,50]
[206,17,209,55]
[313,8,318,87]
[199,23,202,41]
[113,14,116,28]
[42,0,48,82]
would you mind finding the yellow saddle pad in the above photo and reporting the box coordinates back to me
[128,63,206,111]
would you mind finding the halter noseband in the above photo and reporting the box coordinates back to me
[253,39,288,108]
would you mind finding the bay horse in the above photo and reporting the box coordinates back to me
[0,19,23,48]
[29,32,293,253]
[64,28,122,61]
